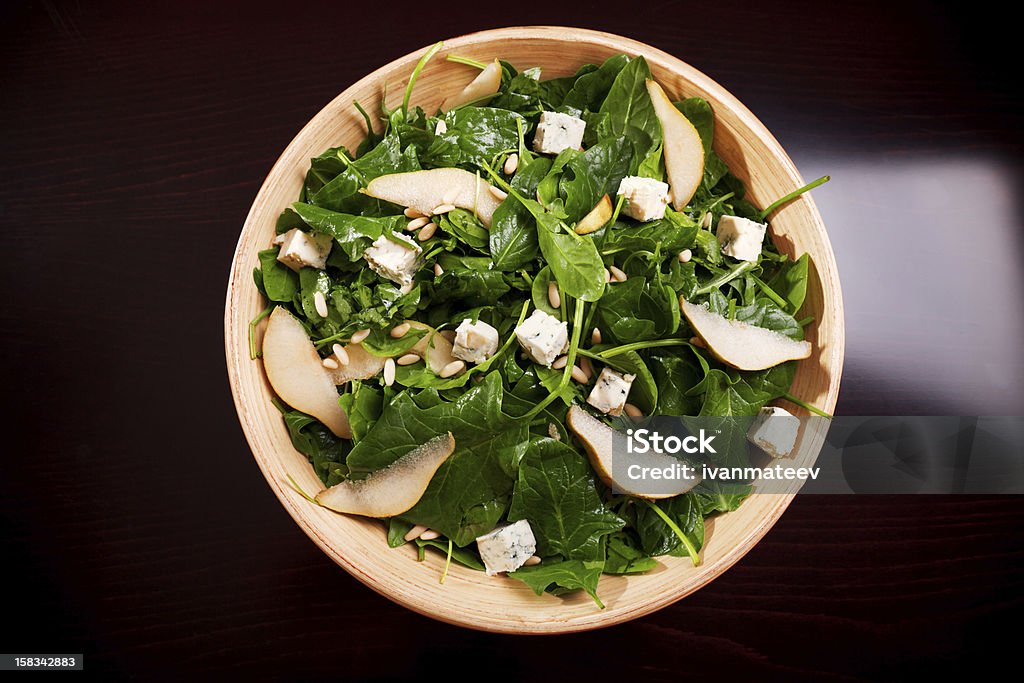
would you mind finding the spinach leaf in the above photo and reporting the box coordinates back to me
[530,265,560,318]
[596,277,679,343]
[508,559,606,608]
[600,210,697,255]
[597,56,662,177]
[534,211,606,302]
[563,54,631,111]
[508,438,624,561]
[415,538,486,570]
[257,248,299,302]
[345,373,527,546]
[766,253,810,315]
[291,202,404,260]
[693,481,753,515]
[437,208,490,252]
[604,531,659,574]
[337,381,383,443]
[281,410,350,486]
[426,108,524,169]
[649,353,704,416]
[633,494,704,557]
[734,300,803,340]
[489,156,551,270]
[560,136,631,223]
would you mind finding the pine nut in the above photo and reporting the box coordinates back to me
[571,365,589,384]
[689,336,705,348]
[313,291,328,318]
[547,281,560,309]
[503,153,519,175]
[605,268,612,283]
[332,343,350,366]
[322,357,339,369]
[440,330,456,343]
[609,265,627,282]
[434,263,444,276]
[591,328,602,345]
[488,184,508,200]
[432,203,456,215]
[419,528,441,541]
[623,403,644,418]
[548,423,561,441]
[701,212,713,229]
[579,356,593,380]
[383,357,396,386]
[397,353,420,366]
[524,555,542,566]
[678,249,692,263]
[552,355,568,370]
[350,328,371,344]
[417,222,438,241]
[405,207,426,218]
[406,216,429,231]
[404,524,428,542]
[435,120,448,135]
[439,360,466,378]
[390,322,411,338]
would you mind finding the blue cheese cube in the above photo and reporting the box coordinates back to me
[716,215,766,262]
[276,228,333,272]
[475,520,537,575]
[515,309,568,367]
[616,176,669,222]
[533,111,586,155]
[747,406,800,458]
[453,318,499,364]
[587,368,634,416]
[362,233,422,293]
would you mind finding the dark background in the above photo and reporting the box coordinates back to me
[2,0,1022,679]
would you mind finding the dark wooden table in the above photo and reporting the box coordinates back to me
[2,0,1022,679]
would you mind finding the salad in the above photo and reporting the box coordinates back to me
[251,44,828,607]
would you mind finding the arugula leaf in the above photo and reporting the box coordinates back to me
[509,559,606,608]
[345,374,527,546]
[508,438,624,561]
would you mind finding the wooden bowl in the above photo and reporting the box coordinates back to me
[224,26,844,633]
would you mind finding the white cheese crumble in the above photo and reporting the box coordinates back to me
[587,368,634,416]
[452,319,500,364]
[716,215,766,262]
[515,309,568,367]
[533,111,586,155]
[475,519,537,575]
[362,233,422,293]
[747,406,800,458]
[616,175,670,222]
[276,228,333,272]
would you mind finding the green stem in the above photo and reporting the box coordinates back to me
[248,304,274,359]
[797,315,815,327]
[609,193,625,226]
[404,41,443,113]
[782,392,833,418]
[759,175,830,221]
[285,473,320,505]
[440,538,454,584]
[640,499,700,566]
[479,159,513,193]
[525,300,585,419]
[704,191,734,214]
[446,54,487,70]
[588,338,691,359]
[352,100,376,136]
[695,261,755,295]
[751,275,788,309]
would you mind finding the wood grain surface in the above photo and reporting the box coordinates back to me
[2,0,1022,679]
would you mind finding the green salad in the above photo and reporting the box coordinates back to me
[251,43,828,607]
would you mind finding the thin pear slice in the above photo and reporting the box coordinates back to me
[574,194,613,235]
[646,80,704,209]
[681,299,811,371]
[263,307,351,438]
[315,432,456,517]
[567,406,700,500]
[440,59,502,111]
[407,321,457,374]
[364,168,503,228]
[325,343,386,385]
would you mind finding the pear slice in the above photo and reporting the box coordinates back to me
[681,299,812,371]
[325,343,386,385]
[440,59,502,111]
[315,432,456,517]
[646,80,704,209]
[407,321,457,374]
[364,168,503,228]
[567,406,700,500]
[262,307,351,438]
[574,194,613,235]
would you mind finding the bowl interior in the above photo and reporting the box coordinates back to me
[225,26,844,633]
